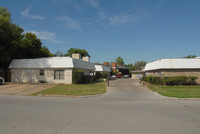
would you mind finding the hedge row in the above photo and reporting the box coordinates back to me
[143,76,164,85]
[96,72,107,79]
[143,76,198,86]
[72,71,96,84]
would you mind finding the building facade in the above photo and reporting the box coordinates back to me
[9,54,111,84]
[144,58,200,83]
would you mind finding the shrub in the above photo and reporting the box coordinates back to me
[143,76,163,85]
[188,76,198,85]
[72,70,98,84]
[144,76,198,86]
[164,76,198,86]
[101,72,107,79]
[96,72,102,79]
[72,70,84,84]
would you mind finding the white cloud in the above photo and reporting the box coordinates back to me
[86,0,99,8]
[99,9,157,26]
[74,4,84,11]
[99,11,108,20]
[21,5,45,20]
[25,30,67,44]
[109,14,131,26]
[55,16,81,31]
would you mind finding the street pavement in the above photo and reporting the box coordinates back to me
[0,79,200,134]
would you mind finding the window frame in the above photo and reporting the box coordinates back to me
[54,70,64,80]
[39,70,45,76]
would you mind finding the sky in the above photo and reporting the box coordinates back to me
[1,0,200,64]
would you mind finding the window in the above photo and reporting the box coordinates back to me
[40,70,45,76]
[54,70,64,80]
[158,71,162,76]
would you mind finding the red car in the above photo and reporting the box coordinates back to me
[116,74,122,78]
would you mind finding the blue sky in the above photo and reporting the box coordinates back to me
[1,0,200,64]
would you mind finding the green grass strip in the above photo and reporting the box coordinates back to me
[33,82,106,96]
[148,85,200,98]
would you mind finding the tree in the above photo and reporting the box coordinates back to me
[0,7,24,81]
[0,7,52,81]
[65,48,90,57]
[18,32,52,58]
[55,51,64,57]
[126,64,135,71]
[40,46,54,57]
[134,61,146,70]
[116,56,124,65]
[184,55,196,58]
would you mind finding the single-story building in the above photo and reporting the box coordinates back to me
[94,63,111,73]
[130,70,144,79]
[144,58,200,83]
[9,53,111,84]
[110,62,130,75]
[94,63,111,79]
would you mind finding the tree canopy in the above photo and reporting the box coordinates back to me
[184,55,197,58]
[126,64,135,71]
[64,48,90,57]
[55,51,64,57]
[115,56,124,65]
[133,61,146,70]
[0,7,52,80]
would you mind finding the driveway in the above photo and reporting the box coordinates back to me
[0,79,200,134]
[0,83,55,95]
[104,78,164,100]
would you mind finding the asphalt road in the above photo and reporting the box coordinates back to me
[0,79,200,134]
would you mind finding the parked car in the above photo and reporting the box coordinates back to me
[0,76,5,85]
[123,74,129,78]
[116,74,122,78]
[111,75,116,78]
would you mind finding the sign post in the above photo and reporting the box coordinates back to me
[107,72,109,86]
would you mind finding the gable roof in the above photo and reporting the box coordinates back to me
[9,57,95,70]
[144,58,200,71]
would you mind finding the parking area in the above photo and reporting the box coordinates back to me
[0,83,55,95]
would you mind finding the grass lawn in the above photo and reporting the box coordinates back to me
[32,82,106,96]
[148,85,200,98]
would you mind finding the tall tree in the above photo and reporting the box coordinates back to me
[134,61,146,70]
[0,7,24,81]
[19,32,51,58]
[184,55,196,58]
[64,48,90,57]
[116,56,124,65]
[0,7,52,81]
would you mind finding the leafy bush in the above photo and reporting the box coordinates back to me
[143,76,163,85]
[164,76,198,86]
[101,72,107,79]
[96,72,102,79]
[72,70,84,84]
[72,70,97,84]
[143,76,198,86]
[95,72,107,79]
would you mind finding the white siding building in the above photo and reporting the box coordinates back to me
[9,53,111,84]
[144,58,200,83]
[9,57,95,84]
